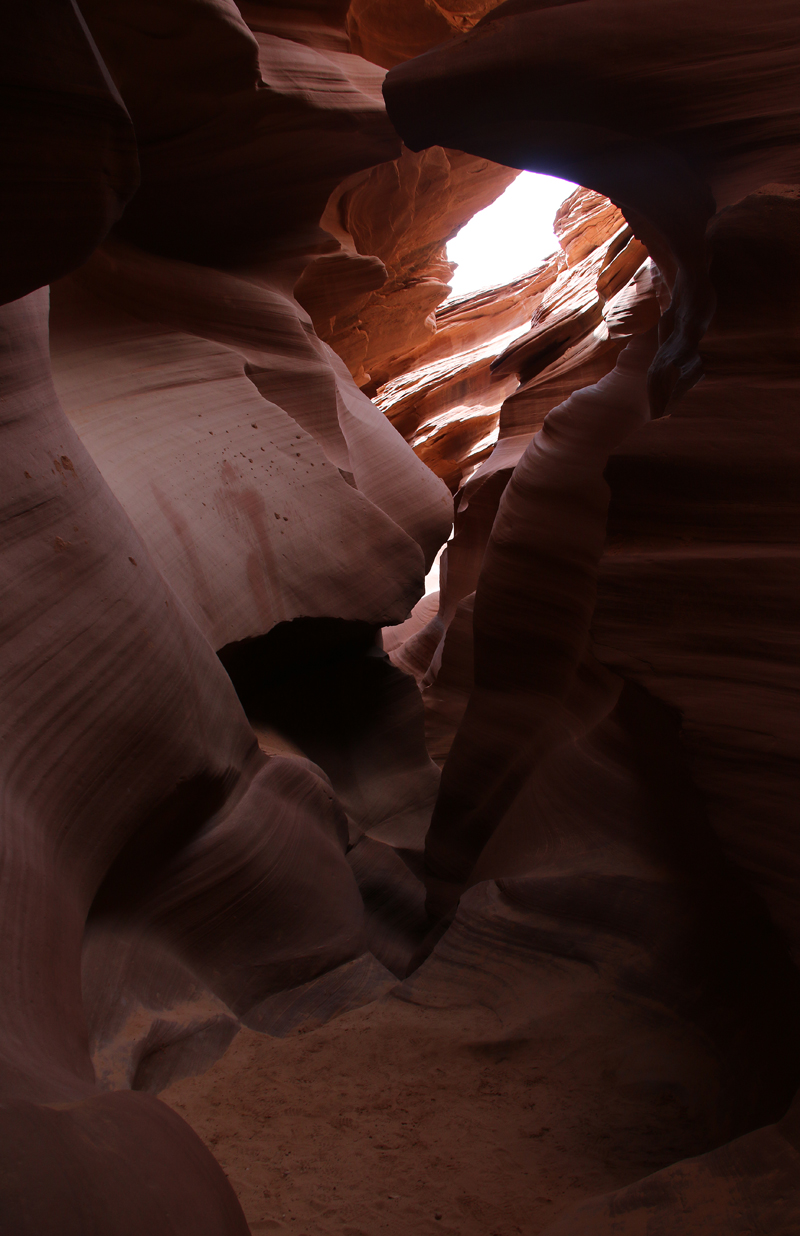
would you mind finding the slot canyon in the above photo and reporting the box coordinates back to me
[3,1,800,1232]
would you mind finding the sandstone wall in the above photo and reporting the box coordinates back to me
[2,2,800,1233]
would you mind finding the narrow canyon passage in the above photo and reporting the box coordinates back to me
[2,3,800,1235]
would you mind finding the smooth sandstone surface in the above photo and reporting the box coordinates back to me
[382,6,800,1233]
[3,0,800,1233]
[2,285,346,1229]
[49,250,450,649]
[0,2,450,1228]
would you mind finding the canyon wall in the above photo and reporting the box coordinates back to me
[2,1,800,1233]
[384,3,800,1232]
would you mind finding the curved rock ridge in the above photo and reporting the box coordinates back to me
[383,0,800,414]
[230,2,525,412]
[77,0,400,264]
[0,1,454,1229]
[594,190,800,966]
[49,243,451,648]
[371,186,654,496]
[382,6,800,1231]
[374,257,561,491]
[296,144,518,388]
[4,0,800,1233]
[388,190,800,1236]
[2,283,363,1229]
[425,331,661,907]
[386,187,659,692]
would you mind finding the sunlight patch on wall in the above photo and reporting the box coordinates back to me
[445,171,577,300]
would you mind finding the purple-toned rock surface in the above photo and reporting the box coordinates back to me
[3,2,800,1233]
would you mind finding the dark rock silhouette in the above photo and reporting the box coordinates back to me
[2,1,800,1232]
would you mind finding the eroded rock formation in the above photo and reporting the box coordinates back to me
[2,1,800,1233]
[383,4,800,1232]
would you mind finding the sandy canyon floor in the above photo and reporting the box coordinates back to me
[163,990,711,1236]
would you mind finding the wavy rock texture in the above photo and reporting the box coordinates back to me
[0,1,449,1229]
[4,0,800,1233]
[296,144,517,388]
[594,191,800,967]
[387,187,660,695]
[0,1,525,1230]
[385,193,800,1235]
[3,285,268,1230]
[42,0,462,994]
[384,7,800,1234]
[384,0,800,413]
[78,0,398,264]
[49,245,447,647]
[375,257,561,490]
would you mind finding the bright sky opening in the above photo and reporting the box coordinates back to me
[445,171,578,300]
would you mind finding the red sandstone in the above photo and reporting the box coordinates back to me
[2,2,800,1233]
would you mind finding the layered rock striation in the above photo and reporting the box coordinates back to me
[383,4,800,1232]
[2,1,800,1234]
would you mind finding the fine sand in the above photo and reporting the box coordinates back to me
[162,994,709,1235]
